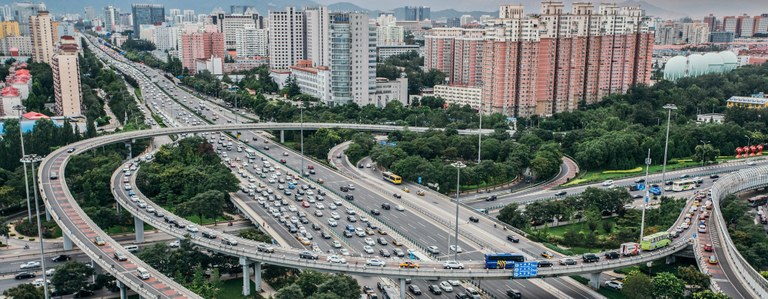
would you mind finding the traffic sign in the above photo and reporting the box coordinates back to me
[693,233,697,239]
[418,177,422,184]
[513,262,539,278]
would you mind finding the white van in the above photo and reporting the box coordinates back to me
[137,267,151,280]
[49,172,59,180]
[124,245,139,252]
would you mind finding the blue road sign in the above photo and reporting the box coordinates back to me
[645,196,649,203]
[693,233,697,239]
[513,262,539,278]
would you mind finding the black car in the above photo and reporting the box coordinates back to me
[485,195,498,201]
[605,251,620,259]
[15,272,35,280]
[554,191,567,196]
[537,260,553,267]
[343,230,353,238]
[468,216,479,223]
[345,194,354,200]
[201,231,217,239]
[52,254,71,262]
[380,249,391,257]
[371,209,381,215]
[312,223,322,230]
[710,174,720,179]
[393,193,402,199]
[507,235,520,243]
[507,289,522,299]
[429,285,443,295]
[321,231,331,239]
[74,289,96,298]
[456,293,471,299]
[340,186,349,192]
[634,178,646,183]
[299,251,319,260]
[358,164,364,168]
[409,285,422,295]
[381,203,391,210]
[582,253,600,263]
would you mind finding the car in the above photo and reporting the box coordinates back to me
[15,272,35,280]
[507,235,520,243]
[391,239,403,246]
[283,152,289,156]
[541,251,554,259]
[364,246,375,254]
[395,205,405,211]
[708,255,718,264]
[328,219,338,226]
[363,285,374,294]
[327,255,347,264]
[299,251,319,260]
[347,215,357,222]
[393,248,405,257]
[605,251,620,259]
[393,193,402,199]
[280,159,286,163]
[428,246,440,255]
[114,252,128,261]
[67,147,76,153]
[429,285,443,295]
[366,259,386,267]
[582,253,599,263]
[94,236,106,246]
[555,191,567,196]
[45,268,55,276]
[378,237,389,246]
[73,289,96,298]
[559,258,577,265]
[409,285,422,295]
[709,174,720,179]
[443,261,465,269]
[321,231,331,239]
[469,216,479,223]
[449,245,463,253]
[186,225,199,233]
[485,195,498,201]
[439,281,454,292]
[364,237,376,246]
[370,209,381,215]
[20,261,41,269]
[704,243,714,252]
[380,249,391,257]
[257,244,275,253]
[698,225,707,233]
[345,194,354,201]
[605,280,623,290]
[400,261,420,268]
[168,240,180,248]
[377,228,387,235]
[52,254,71,262]
[381,203,391,210]
[333,240,342,248]
[537,260,554,267]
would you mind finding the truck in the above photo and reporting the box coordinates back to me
[620,242,640,256]
[381,286,400,299]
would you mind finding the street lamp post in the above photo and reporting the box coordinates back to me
[300,102,305,175]
[639,149,651,253]
[745,134,751,147]
[660,104,677,196]
[21,154,49,299]
[699,140,710,167]
[14,105,33,222]
[450,161,466,261]
[477,99,482,164]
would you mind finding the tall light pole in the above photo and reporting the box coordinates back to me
[14,105,32,222]
[450,161,466,261]
[660,104,677,196]
[639,149,651,252]
[300,102,305,175]
[477,97,482,164]
[745,134,751,147]
[21,154,48,299]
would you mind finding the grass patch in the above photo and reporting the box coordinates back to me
[614,257,695,277]
[603,167,643,174]
[218,278,259,299]
[134,88,143,103]
[151,113,167,128]
[530,219,619,253]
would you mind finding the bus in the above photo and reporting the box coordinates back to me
[244,148,257,159]
[640,232,672,251]
[672,179,697,192]
[484,253,525,269]
[748,195,768,207]
[382,171,403,185]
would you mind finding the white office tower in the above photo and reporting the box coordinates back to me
[328,12,376,106]
[154,26,178,51]
[235,24,268,57]
[304,6,330,67]
[268,7,304,69]
[104,6,119,32]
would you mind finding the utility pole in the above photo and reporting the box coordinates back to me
[640,149,651,252]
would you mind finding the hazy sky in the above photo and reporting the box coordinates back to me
[312,0,767,17]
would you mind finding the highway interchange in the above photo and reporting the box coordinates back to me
[20,33,763,299]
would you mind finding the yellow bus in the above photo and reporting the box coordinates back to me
[382,171,403,185]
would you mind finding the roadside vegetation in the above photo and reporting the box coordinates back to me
[720,194,768,271]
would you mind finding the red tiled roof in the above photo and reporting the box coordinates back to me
[1,86,19,97]
[22,111,49,120]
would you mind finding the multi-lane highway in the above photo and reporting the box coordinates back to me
[55,32,768,297]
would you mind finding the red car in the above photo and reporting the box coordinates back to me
[302,201,311,208]
[280,159,287,164]
[703,243,713,252]
[308,165,314,169]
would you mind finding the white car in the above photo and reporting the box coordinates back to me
[449,245,463,253]
[288,205,297,212]
[45,268,56,276]
[395,205,405,211]
[328,203,337,210]
[447,280,461,286]
[359,215,369,222]
[168,240,180,248]
[331,212,341,219]
[314,210,324,217]
[602,180,614,186]
[443,261,465,269]
[32,278,50,287]
[328,219,338,227]
[20,261,41,269]
[316,203,325,210]
[333,241,342,248]
[439,281,454,292]
[340,248,350,256]
[366,259,386,267]
[363,245,375,254]
[327,255,347,264]
[605,280,623,290]
[186,225,199,233]
[364,238,376,246]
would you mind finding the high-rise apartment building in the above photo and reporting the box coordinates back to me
[29,11,54,64]
[304,6,330,67]
[327,12,377,106]
[132,4,165,38]
[103,6,119,32]
[180,29,225,73]
[52,36,82,117]
[425,2,653,117]
[231,6,256,15]
[268,7,304,69]
[397,6,430,21]
[757,15,768,35]
[738,15,755,37]
[655,21,709,45]
[84,7,96,21]
[235,24,267,57]
[153,26,178,51]
[723,16,737,34]
[376,25,405,46]
[0,21,20,38]
[183,10,195,23]
[211,8,264,51]
[703,14,717,32]
[1,5,11,22]
[12,2,45,35]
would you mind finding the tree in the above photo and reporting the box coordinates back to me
[295,270,326,296]
[692,291,730,299]
[652,272,686,299]
[497,203,529,229]
[275,284,304,299]
[694,144,719,165]
[2,283,45,299]
[315,274,361,299]
[678,265,710,292]
[50,261,95,295]
[622,270,653,299]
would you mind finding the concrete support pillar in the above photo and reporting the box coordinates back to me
[666,255,676,265]
[240,257,251,296]
[117,280,127,299]
[45,207,50,221]
[253,262,262,292]
[134,216,144,243]
[63,234,73,250]
[588,272,601,289]
[280,130,285,143]
[400,278,406,299]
